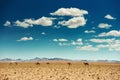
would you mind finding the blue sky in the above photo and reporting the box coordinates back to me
[0,0,120,60]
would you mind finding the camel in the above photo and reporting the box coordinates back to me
[83,62,89,65]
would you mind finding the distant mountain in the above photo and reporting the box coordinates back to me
[0,58,24,62]
[15,58,24,62]
[0,57,68,62]
[48,58,67,60]
[29,57,42,61]
[0,58,13,61]
[0,57,119,62]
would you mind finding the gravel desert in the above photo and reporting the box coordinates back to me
[0,61,120,80]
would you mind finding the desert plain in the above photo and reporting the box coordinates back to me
[0,61,120,80]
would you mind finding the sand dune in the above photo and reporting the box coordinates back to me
[0,61,120,80]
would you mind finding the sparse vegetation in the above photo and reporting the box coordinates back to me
[0,61,119,80]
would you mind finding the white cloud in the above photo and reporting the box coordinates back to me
[51,8,88,28]
[58,38,68,42]
[115,48,120,51]
[41,32,46,35]
[14,16,54,28]
[15,20,32,28]
[53,37,120,51]
[84,30,96,33]
[97,44,109,48]
[54,25,61,29]
[75,37,120,51]
[53,38,83,46]
[96,39,120,51]
[53,39,58,42]
[6,8,88,29]
[98,23,112,29]
[98,30,120,37]
[4,21,11,26]
[76,39,120,51]
[58,17,87,28]
[58,43,68,46]
[90,38,115,43]
[105,14,116,20]
[50,8,88,17]
[77,38,82,42]
[17,37,33,41]
[71,41,83,45]
[53,38,68,46]
[76,45,99,51]
[58,43,63,46]
[24,16,54,26]
[71,38,83,45]
[109,40,120,51]
[53,38,68,42]
[89,38,120,51]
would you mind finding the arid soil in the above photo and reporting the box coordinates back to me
[0,61,120,80]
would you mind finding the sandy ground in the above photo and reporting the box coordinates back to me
[0,61,120,80]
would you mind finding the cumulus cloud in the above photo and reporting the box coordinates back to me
[74,37,120,51]
[98,30,120,37]
[51,8,88,28]
[17,37,33,41]
[90,38,115,43]
[4,8,88,29]
[4,21,11,26]
[15,20,32,28]
[53,38,68,42]
[58,17,87,28]
[50,8,88,17]
[71,38,83,45]
[89,38,120,51]
[96,39,120,51]
[105,14,116,20]
[98,23,112,29]
[76,39,120,51]
[14,16,54,28]
[76,45,99,51]
[24,17,54,26]
[53,38,69,46]
[77,40,120,51]
[84,30,96,33]
[110,40,120,51]
[53,38,83,46]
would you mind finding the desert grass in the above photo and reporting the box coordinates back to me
[0,61,120,80]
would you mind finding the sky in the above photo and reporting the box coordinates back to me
[0,0,120,60]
